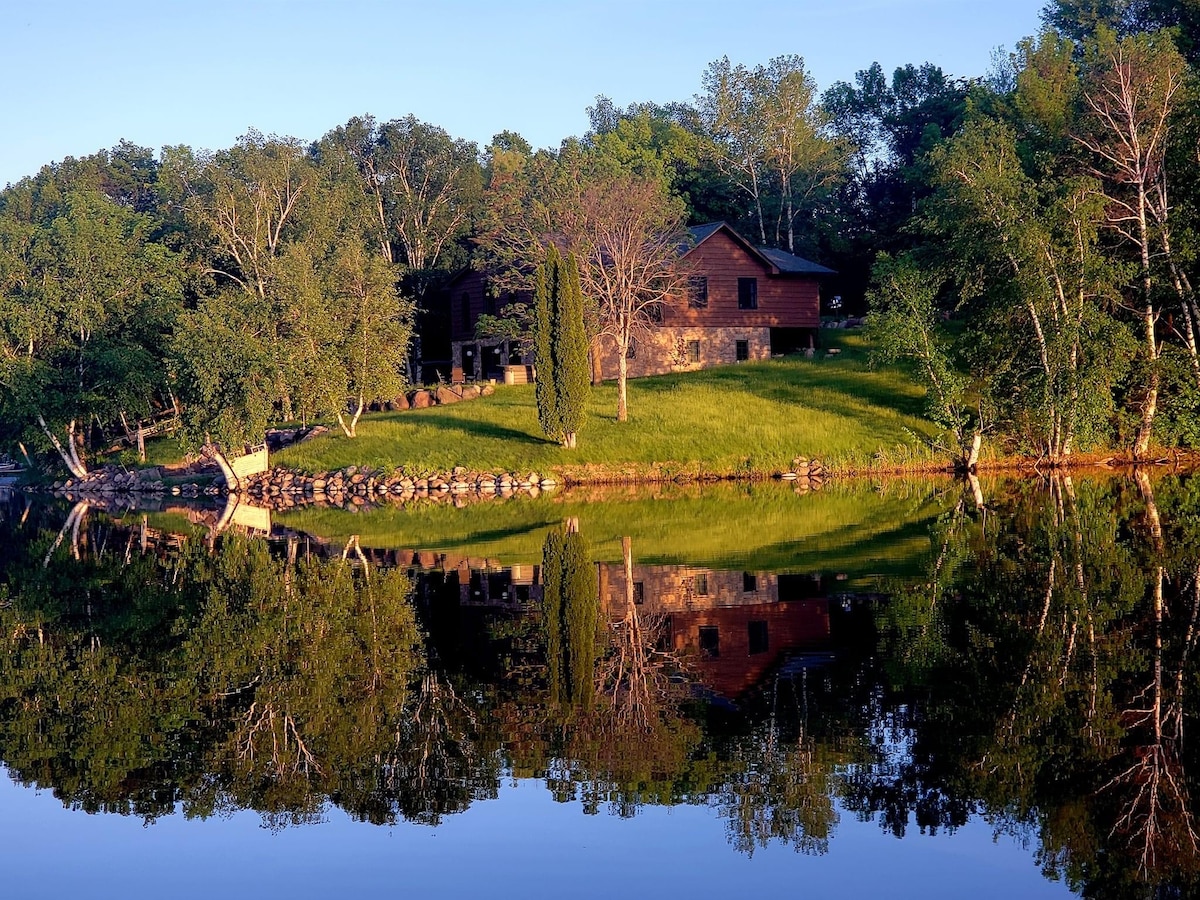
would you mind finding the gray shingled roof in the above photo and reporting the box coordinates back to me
[756,245,837,275]
[685,221,836,275]
[687,222,724,245]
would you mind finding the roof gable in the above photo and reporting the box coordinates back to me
[684,221,835,276]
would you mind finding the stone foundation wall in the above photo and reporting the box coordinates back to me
[594,326,772,380]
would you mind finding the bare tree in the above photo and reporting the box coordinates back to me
[572,175,688,422]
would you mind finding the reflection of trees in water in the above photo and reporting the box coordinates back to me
[715,669,840,856]
[862,473,1200,895]
[0,518,426,827]
[1097,471,1199,875]
[4,477,1200,894]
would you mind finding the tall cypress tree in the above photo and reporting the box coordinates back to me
[556,250,590,449]
[533,245,590,447]
[542,526,599,709]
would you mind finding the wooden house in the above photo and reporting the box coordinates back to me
[442,221,834,382]
[593,221,835,379]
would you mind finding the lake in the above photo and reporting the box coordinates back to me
[0,472,1195,898]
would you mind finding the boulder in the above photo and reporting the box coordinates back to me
[435,386,461,405]
[297,425,330,443]
[480,383,496,396]
[410,390,434,409]
[392,393,410,411]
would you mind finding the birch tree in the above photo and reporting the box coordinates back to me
[1074,29,1187,457]
[928,117,1129,463]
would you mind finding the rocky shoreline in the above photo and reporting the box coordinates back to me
[240,464,559,509]
[24,455,832,509]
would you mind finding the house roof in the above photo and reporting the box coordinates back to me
[756,245,837,275]
[685,221,836,276]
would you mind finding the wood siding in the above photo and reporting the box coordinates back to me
[664,229,820,329]
[448,269,499,343]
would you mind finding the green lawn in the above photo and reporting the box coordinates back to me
[274,333,941,478]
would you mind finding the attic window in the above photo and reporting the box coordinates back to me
[688,276,708,309]
[738,278,758,310]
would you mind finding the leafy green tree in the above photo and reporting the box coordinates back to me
[868,253,981,469]
[0,181,182,475]
[585,96,740,225]
[820,61,972,308]
[167,131,414,445]
[699,55,851,253]
[164,132,314,432]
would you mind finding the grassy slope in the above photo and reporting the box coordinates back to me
[275,477,956,585]
[274,333,940,478]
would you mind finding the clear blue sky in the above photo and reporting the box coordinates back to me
[1,0,1050,187]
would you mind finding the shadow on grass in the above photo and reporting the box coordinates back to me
[404,409,558,447]
[630,358,930,422]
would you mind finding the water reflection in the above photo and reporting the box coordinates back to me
[0,474,1197,896]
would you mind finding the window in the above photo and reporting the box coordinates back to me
[656,615,674,652]
[736,339,749,362]
[694,572,708,596]
[699,625,720,658]
[748,621,769,656]
[632,581,645,605]
[626,340,636,360]
[647,302,664,323]
[686,340,700,364]
[688,275,709,309]
[738,277,758,310]
[460,292,472,332]
[743,572,758,593]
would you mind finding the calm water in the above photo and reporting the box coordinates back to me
[1,473,1196,898]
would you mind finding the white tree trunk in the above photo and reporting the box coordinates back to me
[337,395,365,438]
[616,342,629,423]
[37,414,88,478]
[204,444,240,492]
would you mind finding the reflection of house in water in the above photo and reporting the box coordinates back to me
[386,549,851,704]
[599,564,832,701]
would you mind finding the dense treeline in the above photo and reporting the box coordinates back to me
[6,1,1200,473]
